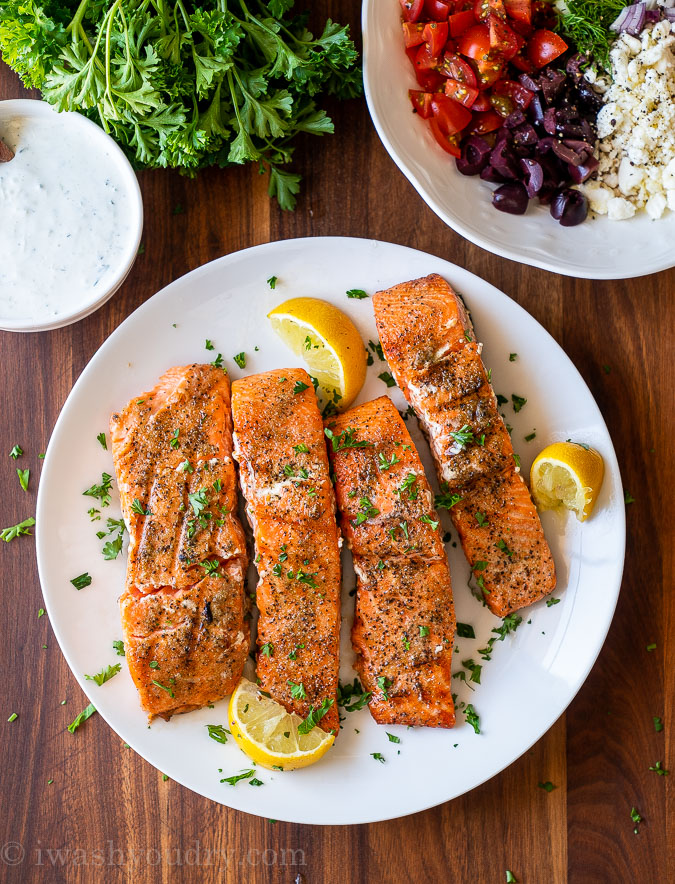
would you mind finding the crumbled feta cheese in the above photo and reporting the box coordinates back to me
[593,22,675,219]
[607,197,636,221]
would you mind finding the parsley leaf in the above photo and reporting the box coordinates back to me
[70,572,92,590]
[85,664,121,686]
[297,697,334,735]
[1,516,35,542]
[67,703,97,734]
[346,289,368,299]
[9,444,23,459]
[206,724,230,744]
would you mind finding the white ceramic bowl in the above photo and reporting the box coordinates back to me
[362,2,675,279]
[0,100,143,332]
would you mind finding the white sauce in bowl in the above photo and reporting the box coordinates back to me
[0,103,142,330]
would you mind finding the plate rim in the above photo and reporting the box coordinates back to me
[361,2,674,281]
[35,235,626,824]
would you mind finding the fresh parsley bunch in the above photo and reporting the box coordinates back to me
[0,0,362,208]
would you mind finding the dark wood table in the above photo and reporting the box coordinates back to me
[1,8,672,881]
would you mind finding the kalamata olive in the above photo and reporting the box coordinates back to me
[456,136,492,176]
[492,182,529,215]
[567,156,599,184]
[550,188,588,226]
[490,139,519,179]
[520,158,544,197]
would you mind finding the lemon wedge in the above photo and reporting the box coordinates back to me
[227,678,335,771]
[530,442,605,522]
[267,297,367,411]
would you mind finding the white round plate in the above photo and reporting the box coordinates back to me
[0,100,143,332]
[36,237,625,825]
[362,2,675,279]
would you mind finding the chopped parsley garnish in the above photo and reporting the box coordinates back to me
[267,275,277,289]
[293,380,309,394]
[293,443,309,453]
[546,598,560,607]
[206,724,229,744]
[287,680,306,700]
[96,432,107,450]
[435,491,462,510]
[386,732,401,744]
[324,426,372,453]
[346,289,368,299]
[200,559,221,577]
[525,431,536,442]
[260,642,274,657]
[337,678,372,712]
[647,642,657,652]
[378,371,396,388]
[397,473,418,500]
[653,716,663,732]
[511,394,527,412]
[475,512,488,527]
[152,680,175,698]
[83,472,113,507]
[457,623,476,639]
[88,508,100,521]
[297,697,334,735]
[376,676,391,700]
[464,330,472,343]
[85,663,121,686]
[9,444,23,459]
[473,561,488,571]
[538,781,556,792]
[458,659,482,685]
[368,340,385,361]
[419,626,430,637]
[495,539,513,557]
[100,518,126,560]
[649,761,669,776]
[509,353,518,362]
[205,339,215,351]
[420,515,439,531]
[179,460,194,474]
[70,572,92,590]
[211,353,224,369]
[188,488,209,517]
[67,703,96,733]
[377,451,400,471]
[213,479,222,492]
[630,806,643,834]
[169,429,180,450]
[496,394,508,406]
[131,498,151,516]
[505,873,517,884]
[38,608,45,618]
[220,769,257,787]
[465,704,480,734]
[233,352,246,369]
[478,614,523,661]
[8,712,18,722]
[352,496,380,527]
[513,453,521,469]
[449,424,475,450]
[1,516,36,542]
[288,643,304,660]
[113,640,125,657]
[624,491,635,505]
[371,752,385,763]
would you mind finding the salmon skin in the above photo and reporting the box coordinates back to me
[373,274,556,617]
[327,396,456,728]
[110,364,249,720]
[231,369,341,735]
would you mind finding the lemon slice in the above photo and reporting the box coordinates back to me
[267,297,367,411]
[227,678,335,771]
[530,442,605,522]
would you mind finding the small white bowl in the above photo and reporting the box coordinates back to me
[0,100,143,331]
[362,1,675,279]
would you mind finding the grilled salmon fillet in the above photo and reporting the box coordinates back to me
[327,396,456,728]
[231,369,341,734]
[110,364,249,720]
[373,274,555,616]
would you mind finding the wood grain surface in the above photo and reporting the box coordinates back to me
[1,3,672,880]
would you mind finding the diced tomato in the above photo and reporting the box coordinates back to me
[527,29,568,68]
[474,0,505,22]
[449,10,477,37]
[416,68,446,90]
[504,0,531,25]
[489,92,515,117]
[444,77,479,107]
[510,45,534,71]
[488,14,519,59]
[493,77,534,109]
[474,51,505,89]
[440,52,478,87]
[415,41,441,72]
[399,0,426,22]
[469,109,502,133]
[458,24,491,60]
[429,117,463,156]
[402,22,426,48]
[424,0,452,20]
[471,90,492,111]
[431,94,473,134]
[423,21,449,56]
[409,90,435,118]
